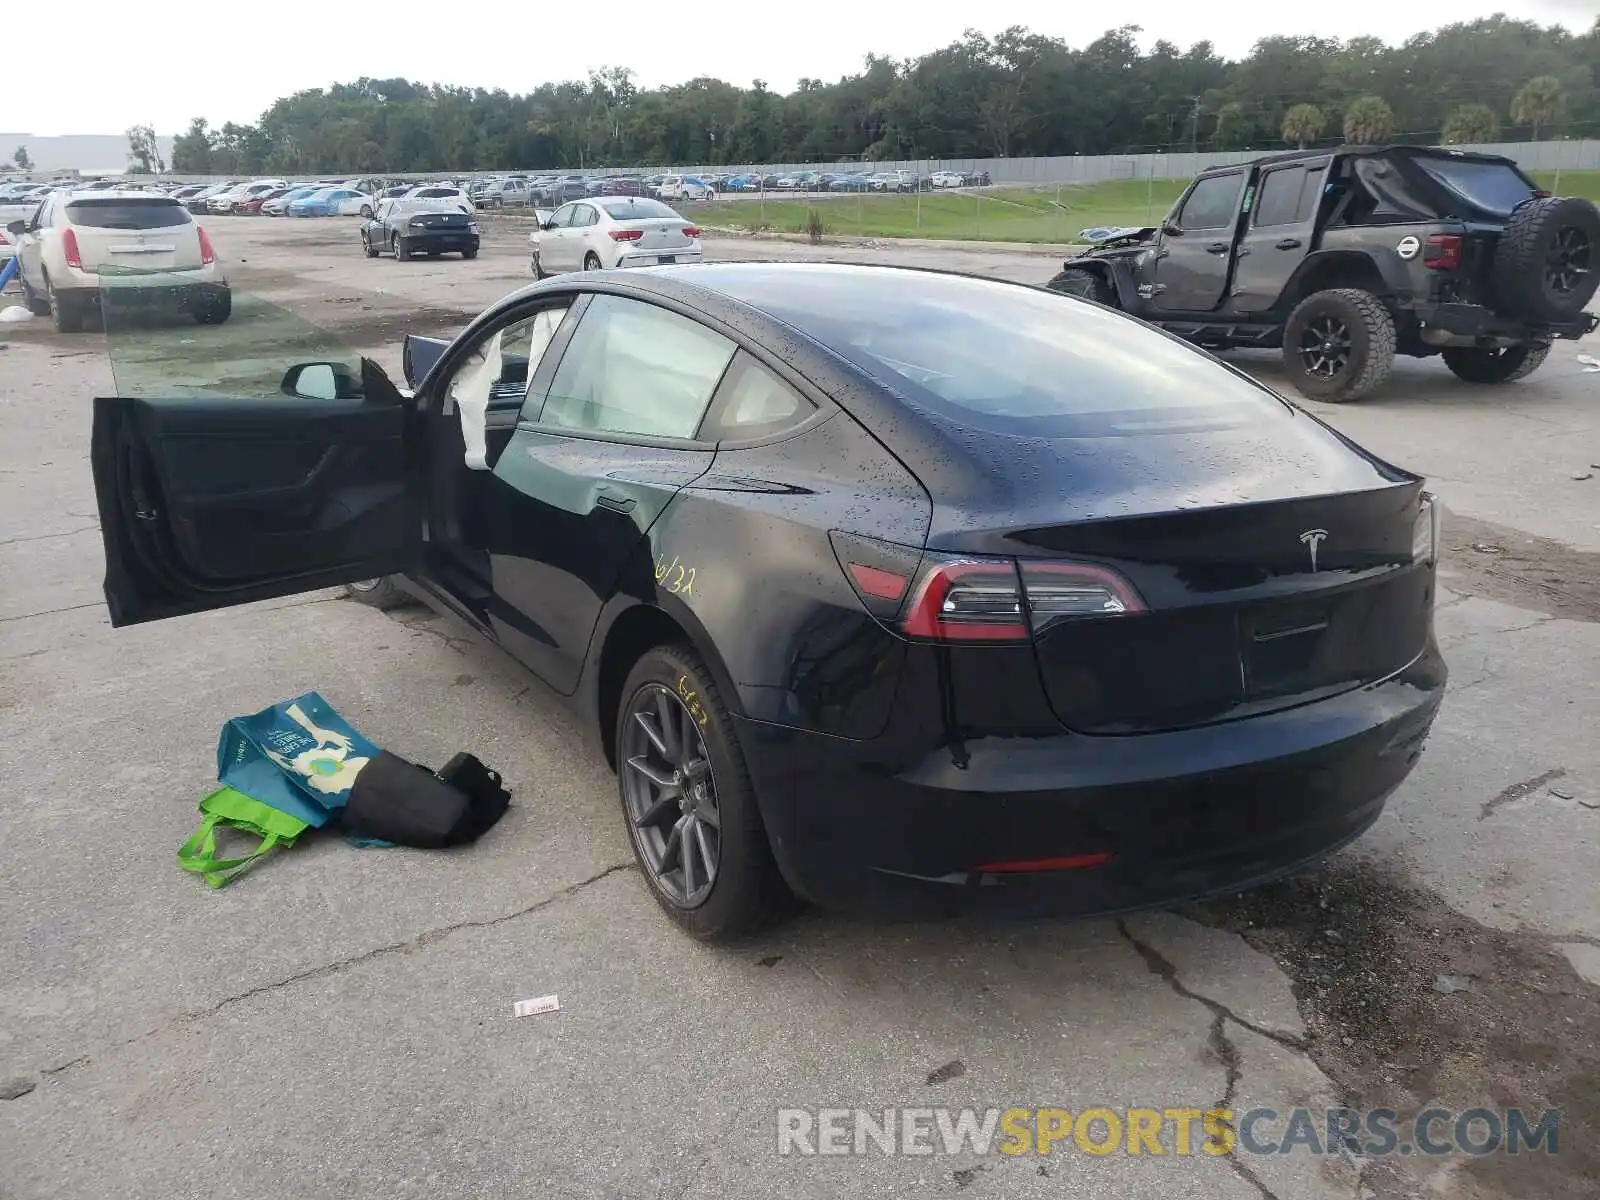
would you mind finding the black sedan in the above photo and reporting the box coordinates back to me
[89,264,1446,940]
[360,203,480,261]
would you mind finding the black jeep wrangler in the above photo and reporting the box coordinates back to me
[1047,145,1598,401]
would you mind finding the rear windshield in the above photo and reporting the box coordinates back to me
[1414,157,1535,217]
[713,266,1289,436]
[66,199,191,229]
[600,198,676,219]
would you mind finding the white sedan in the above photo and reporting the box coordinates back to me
[530,196,703,275]
[929,171,966,189]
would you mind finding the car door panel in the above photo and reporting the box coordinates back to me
[1231,159,1330,316]
[483,434,713,692]
[92,389,420,627]
[1151,171,1245,313]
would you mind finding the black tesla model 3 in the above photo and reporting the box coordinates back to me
[91,263,1446,939]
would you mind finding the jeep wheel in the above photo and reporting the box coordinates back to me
[1046,267,1115,305]
[1441,343,1551,385]
[1282,289,1396,403]
[1489,195,1599,322]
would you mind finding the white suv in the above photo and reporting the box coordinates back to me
[6,191,231,332]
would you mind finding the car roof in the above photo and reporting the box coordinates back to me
[62,189,185,202]
[1202,142,1519,174]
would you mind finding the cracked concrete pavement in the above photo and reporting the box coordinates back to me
[1,219,1596,1198]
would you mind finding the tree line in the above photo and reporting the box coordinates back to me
[164,16,1600,176]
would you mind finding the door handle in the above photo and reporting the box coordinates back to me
[1275,237,1303,250]
[596,491,635,514]
[1205,241,1230,255]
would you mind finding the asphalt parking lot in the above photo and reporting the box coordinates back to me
[1,214,1597,1200]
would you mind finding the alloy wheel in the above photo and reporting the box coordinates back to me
[1298,314,1352,379]
[1546,227,1591,295]
[620,683,722,907]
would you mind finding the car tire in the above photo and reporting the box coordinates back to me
[462,246,478,259]
[343,577,418,610]
[20,273,50,317]
[583,252,602,271]
[192,289,232,325]
[531,253,547,279]
[1282,288,1396,403]
[46,276,83,334]
[1489,195,1600,322]
[360,204,373,218]
[363,234,379,258]
[1047,266,1115,306]
[616,643,789,942]
[1441,342,1551,384]
[394,235,411,262]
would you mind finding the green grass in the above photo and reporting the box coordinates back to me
[1532,169,1600,202]
[697,178,1189,244]
[698,170,1600,244]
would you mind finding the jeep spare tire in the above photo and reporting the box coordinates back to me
[1490,195,1599,323]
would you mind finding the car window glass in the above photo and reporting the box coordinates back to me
[1177,174,1241,230]
[550,204,574,228]
[1254,167,1310,227]
[447,304,573,469]
[539,296,735,440]
[700,354,816,441]
[573,205,597,228]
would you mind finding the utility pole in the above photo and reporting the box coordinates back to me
[1189,96,1203,155]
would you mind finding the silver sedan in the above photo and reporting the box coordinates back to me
[531,196,704,275]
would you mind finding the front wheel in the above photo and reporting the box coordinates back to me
[1047,266,1115,305]
[1281,288,1396,403]
[1441,343,1551,384]
[616,644,789,941]
[359,205,373,218]
[344,577,417,610]
[362,234,379,258]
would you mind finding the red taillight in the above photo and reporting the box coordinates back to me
[1423,233,1461,271]
[975,853,1112,873]
[609,228,643,242]
[61,228,82,269]
[901,559,1030,641]
[198,226,216,265]
[681,225,701,239]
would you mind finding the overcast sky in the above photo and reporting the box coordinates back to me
[5,0,1594,134]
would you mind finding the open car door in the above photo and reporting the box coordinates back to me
[92,274,422,627]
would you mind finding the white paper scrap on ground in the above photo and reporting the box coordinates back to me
[513,994,561,1018]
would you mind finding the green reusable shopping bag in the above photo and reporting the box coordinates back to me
[177,786,310,889]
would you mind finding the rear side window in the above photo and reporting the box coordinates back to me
[1414,157,1535,217]
[66,199,191,230]
[1254,167,1315,226]
[1176,174,1242,230]
[538,296,735,440]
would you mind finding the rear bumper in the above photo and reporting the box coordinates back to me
[400,231,480,254]
[739,642,1446,918]
[55,265,228,310]
[1415,302,1599,344]
[615,248,705,268]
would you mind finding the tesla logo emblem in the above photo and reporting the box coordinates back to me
[1300,528,1329,572]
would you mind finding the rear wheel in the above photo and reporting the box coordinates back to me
[1441,342,1551,384]
[616,644,788,941]
[461,246,478,259]
[344,577,417,610]
[1046,266,1115,305]
[583,251,602,271]
[1281,288,1396,403]
[46,276,83,334]
[394,235,411,262]
[192,289,232,325]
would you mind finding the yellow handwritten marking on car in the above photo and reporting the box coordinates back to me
[676,674,711,728]
[654,554,697,596]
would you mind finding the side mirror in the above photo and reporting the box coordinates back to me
[281,361,362,400]
[5,219,24,236]
[1162,219,1183,236]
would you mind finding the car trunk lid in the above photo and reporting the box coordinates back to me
[1022,483,1431,733]
[621,217,697,250]
[408,211,470,230]
[66,198,199,274]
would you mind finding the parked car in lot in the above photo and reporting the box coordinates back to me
[288,187,369,217]
[600,176,649,197]
[361,200,481,260]
[480,177,533,207]
[237,187,291,215]
[1046,144,1600,401]
[90,263,1445,940]
[262,186,321,216]
[531,196,702,274]
[830,173,872,192]
[6,190,229,332]
[658,175,712,202]
[929,171,965,189]
[185,182,240,214]
[208,179,288,214]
